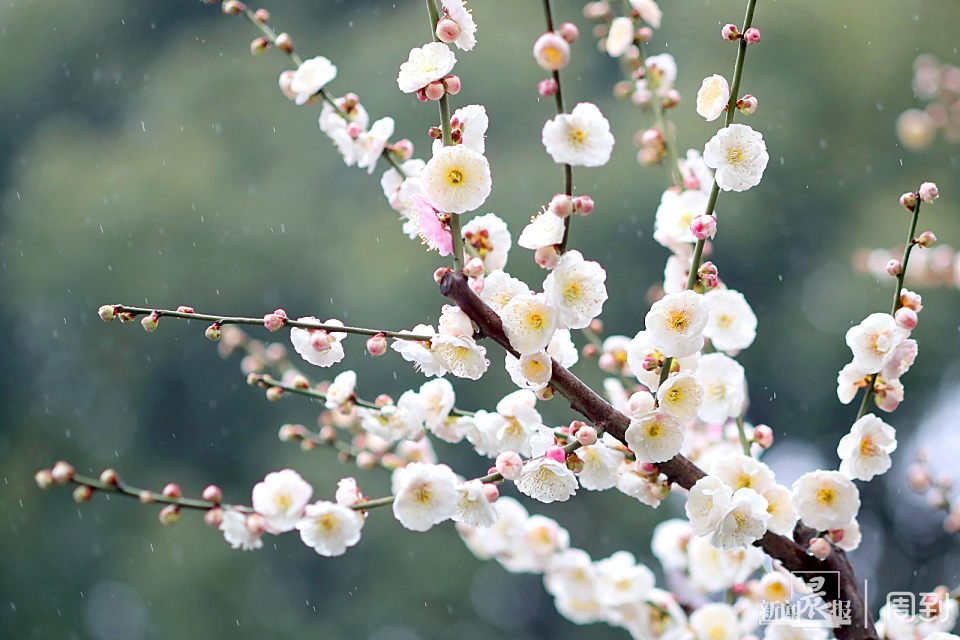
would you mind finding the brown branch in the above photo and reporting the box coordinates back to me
[439,270,877,640]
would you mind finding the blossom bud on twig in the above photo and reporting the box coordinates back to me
[141,311,160,332]
[721,24,740,41]
[533,32,571,71]
[98,305,117,322]
[690,214,717,240]
[34,469,54,490]
[743,27,761,44]
[895,307,918,330]
[899,192,918,212]
[266,386,284,401]
[443,75,462,95]
[99,468,119,486]
[204,507,224,528]
[424,81,446,101]
[221,0,246,15]
[253,8,270,23]
[538,78,560,96]
[559,22,579,43]
[482,484,499,503]
[202,484,223,504]
[576,426,598,446]
[915,230,937,248]
[737,94,758,115]
[366,333,388,357]
[463,257,485,278]
[435,17,461,44]
[51,461,75,485]
[918,181,939,203]
[139,490,154,504]
[73,485,94,503]
[573,195,594,215]
[159,505,181,526]
[535,245,561,270]
[885,259,903,277]
[808,537,832,559]
[162,483,183,499]
[250,37,269,55]
[274,32,293,54]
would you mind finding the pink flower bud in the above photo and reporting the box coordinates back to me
[162,483,182,499]
[139,490,154,504]
[545,445,566,464]
[886,259,903,276]
[202,484,223,503]
[391,138,414,161]
[550,193,574,217]
[356,451,377,470]
[245,513,267,535]
[598,352,618,373]
[753,424,774,448]
[907,464,931,492]
[895,307,918,330]
[900,289,923,311]
[639,462,659,475]
[538,77,559,96]
[662,89,681,109]
[98,305,117,322]
[482,483,500,503]
[274,32,294,54]
[250,36,269,55]
[424,81,446,101]
[222,0,245,15]
[416,88,429,102]
[743,27,761,44]
[278,423,301,441]
[310,331,332,352]
[263,313,285,332]
[721,24,740,41]
[919,181,939,203]
[638,146,661,166]
[73,485,94,503]
[737,94,758,115]
[99,468,119,486]
[435,17,461,43]
[346,121,363,139]
[434,267,452,285]
[636,27,654,43]
[900,191,919,212]
[366,333,388,357]
[463,257,485,278]
[641,354,661,372]
[582,343,599,359]
[159,504,181,526]
[535,245,561,269]
[266,386,284,401]
[204,507,224,528]
[808,537,832,560]
[573,195,595,215]
[640,128,663,148]
[51,460,75,485]
[533,32,571,71]
[690,214,717,240]
[827,528,845,544]
[559,22,579,43]
[496,451,523,480]
[35,469,54,490]
[576,426,598,446]
[141,311,160,332]
[443,75,462,95]
[253,8,270,23]
[916,230,937,248]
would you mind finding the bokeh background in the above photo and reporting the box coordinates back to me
[2,0,960,638]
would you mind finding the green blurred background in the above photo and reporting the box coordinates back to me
[2,0,960,638]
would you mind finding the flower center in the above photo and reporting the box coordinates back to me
[275,492,293,511]
[319,513,337,532]
[727,145,745,165]
[816,486,836,506]
[646,420,662,438]
[414,484,432,504]
[543,45,565,66]
[859,436,880,457]
[446,168,465,186]
[735,473,752,490]
[563,281,582,304]
[527,312,545,330]
[667,310,689,332]
[568,127,587,146]
[717,313,733,328]
[667,387,683,404]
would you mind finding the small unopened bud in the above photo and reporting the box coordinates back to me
[99,468,119,486]
[274,32,293,54]
[549,193,574,218]
[482,483,500,503]
[721,24,740,41]
[753,424,774,448]
[915,230,937,248]
[374,393,394,407]
[533,32,571,71]
[538,77,559,96]
[559,21,579,43]
[139,490,155,504]
[346,121,363,138]
[636,26,653,43]
[162,483,182,499]
[141,311,160,332]
[598,352,618,373]
[589,319,603,334]
[391,138,414,161]
[366,333,388,357]
[640,128,663,148]
[918,181,939,203]
[907,464,931,492]
[278,423,302,442]
[253,8,270,23]
[250,37,269,55]
[204,507,224,528]
[35,469,54,490]
[900,192,918,212]
[202,484,223,504]
[895,307,918,330]
[222,0,246,15]
[443,75,462,95]
[535,245,561,269]
[292,374,310,389]
[808,537,832,560]
[885,259,903,277]
[576,426,599,446]
[98,305,117,322]
[737,94,758,115]
[900,289,923,311]
[463,257,485,278]
[356,451,377,470]
[662,89,681,109]
[566,455,585,473]
[690,214,717,240]
[572,195,594,215]
[698,261,720,289]
[263,312,285,332]
[51,460,75,485]
[535,385,555,401]
[545,445,566,464]
[203,323,222,343]
[246,513,267,535]
[496,451,523,480]
[435,17,461,43]
[743,27,761,44]
[266,386,284,401]
[159,504,181,526]
[73,485,94,503]
[424,81,446,101]
[582,343,599,359]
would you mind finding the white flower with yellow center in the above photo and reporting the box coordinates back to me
[709,454,775,493]
[761,483,798,536]
[626,329,700,392]
[574,436,626,490]
[690,603,739,640]
[438,303,473,338]
[397,42,457,93]
[440,0,478,51]
[453,480,498,528]
[712,487,769,550]
[759,572,793,603]
[251,469,314,533]
[837,413,897,481]
[645,290,708,358]
[422,144,492,214]
[296,501,363,557]
[517,351,553,386]
[606,17,635,58]
[505,328,577,391]
[462,212,511,271]
[290,317,347,367]
[624,410,684,463]
[631,0,662,28]
[656,371,704,421]
[500,293,558,356]
[704,288,758,353]
[324,370,357,409]
[703,123,769,192]
[493,390,543,457]
[686,475,733,536]
[290,56,337,105]
[220,509,263,551]
[434,104,487,154]
[517,210,565,250]
[430,333,489,380]
[686,534,764,593]
[791,470,861,531]
[653,188,708,250]
[543,250,608,329]
[695,352,746,424]
[836,362,870,404]
[391,462,459,531]
[479,269,531,312]
[515,453,578,504]
[541,102,616,167]
[696,74,731,122]
[594,551,655,606]
[845,312,908,374]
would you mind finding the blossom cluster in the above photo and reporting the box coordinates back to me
[896,54,960,151]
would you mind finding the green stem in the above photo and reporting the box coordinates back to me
[736,416,751,455]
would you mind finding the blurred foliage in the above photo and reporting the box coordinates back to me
[2,0,960,638]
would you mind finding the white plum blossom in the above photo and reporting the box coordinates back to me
[575,437,626,490]
[517,351,552,387]
[696,353,747,424]
[690,603,739,640]
[641,53,677,97]
[355,117,395,175]
[710,454,775,493]
[516,438,578,504]
[462,212,510,271]
[505,328,577,391]
[832,518,862,552]
[837,413,897,481]
[616,463,668,507]
[440,0,477,51]
[541,102,615,167]
[651,518,693,571]
[704,289,758,353]
[883,337,918,380]
[478,269,531,312]
[500,294,558,355]
[392,324,447,377]
[423,144,492,214]
[391,462,459,531]
[453,480,498,528]
[626,329,700,392]
[438,303,474,338]
[296,501,363,557]
[696,74,731,122]
[430,333,489,380]
[594,551,655,606]
[654,188,708,250]
[290,317,347,367]
[845,312,908,374]
[703,123,770,192]
[624,410,684,463]
[324,370,356,409]
[686,534,764,593]
[397,42,456,93]
[251,469,313,533]
[656,371,704,421]
[631,0,662,28]
[518,210,565,250]
[220,509,263,551]
[645,290,708,358]
[544,548,597,601]
[543,250,608,329]
[419,378,458,440]
[836,362,870,404]
[662,253,691,295]
[290,56,337,105]
[792,470,861,531]
[762,484,799,536]
[713,488,769,550]
[435,104,488,154]
[686,475,733,536]
[606,17,635,58]
[359,390,427,441]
